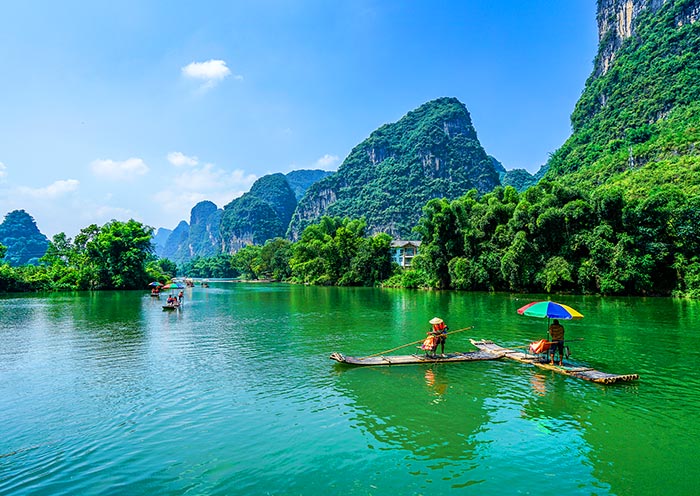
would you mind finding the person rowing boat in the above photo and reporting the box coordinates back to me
[421,317,449,357]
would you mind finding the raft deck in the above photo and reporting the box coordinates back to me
[470,339,639,384]
[330,350,502,366]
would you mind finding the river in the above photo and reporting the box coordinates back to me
[1,284,698,495]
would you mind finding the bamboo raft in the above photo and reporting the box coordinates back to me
[470,339,639,384]
[330,350,502,366]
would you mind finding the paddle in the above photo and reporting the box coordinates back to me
[363,326,475,358]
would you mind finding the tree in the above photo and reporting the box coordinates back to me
[231,245,262,280]
[86,220,154,289]
[413,198,463,288]
[258,238,292,280]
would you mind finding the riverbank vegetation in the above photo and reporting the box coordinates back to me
[2,186,699,298]
[0,219,173,292]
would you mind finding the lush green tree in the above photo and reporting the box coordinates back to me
[413,198,464,288]
[79,220,154,289]
[290,216,391,287]
[258,238,293,280]
[231,245,262,280]
[342,233,393,286]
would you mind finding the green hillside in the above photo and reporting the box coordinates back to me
[401,0,700,297]
[288,97,500,239]
[547,0,700,197]
[220,173,297,252]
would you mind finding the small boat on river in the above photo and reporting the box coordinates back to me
[330,350,502,366]
[162,304,180,311]
[470,339,639,384]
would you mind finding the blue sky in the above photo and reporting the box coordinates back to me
[0,1,598,238]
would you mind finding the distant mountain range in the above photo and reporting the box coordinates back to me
[155,98,536,263]
[155,169,335,263]
[1,104,539,265]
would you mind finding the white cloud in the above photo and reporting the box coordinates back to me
[167,151,199,167]
[171,163,256,192]
[17,179,80,199]
[91,158,149,180]
[315,154,340,170]
[181,59,241,91]
[0,162,6,181]
[154,163,257,219]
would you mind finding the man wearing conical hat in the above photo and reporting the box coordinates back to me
[429,317,449,356]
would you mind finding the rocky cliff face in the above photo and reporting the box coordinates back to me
[160,221,189,262]
[285,169,334,200]
[595,0,700,77]
[187,201,222,259]
[549,0,700,180]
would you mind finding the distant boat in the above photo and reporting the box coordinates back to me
[162,301,180,311]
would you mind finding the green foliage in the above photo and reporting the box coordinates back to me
[230,245,263,280]
[547,1,700,195]
[404,178,700,296]
[220,174,298,250]
[1,219,158,292]
[289,216,392,286]
[257,238,293,280]
[179,254,238,279]
[186,201,221,260]
[289,97,500,238]
[285,170,334,201]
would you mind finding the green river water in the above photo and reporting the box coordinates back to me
[1,283,699,495]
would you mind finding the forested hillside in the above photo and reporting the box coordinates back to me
[219,173,297,253]
[395,0,700,297]
[156,169,331,263]
[547,0,700,194]
[288,97,500,239]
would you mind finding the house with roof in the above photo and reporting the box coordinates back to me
[391,240,421,268]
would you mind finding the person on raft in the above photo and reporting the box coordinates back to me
[429,317,449,356]
[548,319,565,365]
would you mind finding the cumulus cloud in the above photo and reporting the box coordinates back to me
[155,163,257,219]
[181,59,241,91]
[167,151,199,167]
[91,158,149,180]
[315,154,340,170]
[17,179,80,199]
[171,163,256,192]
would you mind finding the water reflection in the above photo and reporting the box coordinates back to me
[2,285,700,496]
[332,363,496,462]
[423,368,448,400]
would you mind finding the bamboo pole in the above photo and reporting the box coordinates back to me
[363,326,475,358]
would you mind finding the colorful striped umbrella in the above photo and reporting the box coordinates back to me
[517,301,583,320]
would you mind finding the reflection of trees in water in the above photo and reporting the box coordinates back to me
[333,364,498,461]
